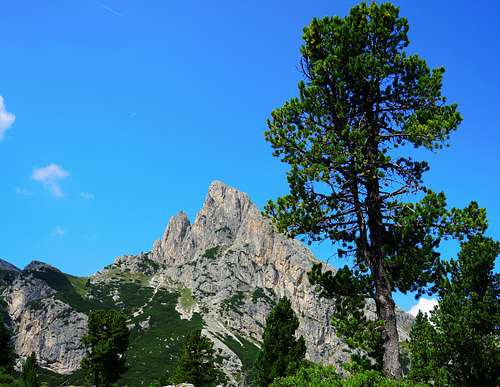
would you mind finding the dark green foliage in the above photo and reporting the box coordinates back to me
[31,270,90,313]
[88,282,154,312]
[36,367,86,387]
[0,315,15,373]
[253,298,306,386]
[0,367,20,387]
[222,291,245,314]
[409,235,500,386]
[343,370,426,387]
[407,313,447,385]
[120,290,203,386]
[135,257,160,274]
[271,366,426,387]
[220,333,260,374]
[215,226,233,238]
[251,288,275,305]
[81,310,130,387]
[264,1,486,377]
[169,329,226,387]
[21,352,40,387]
[0,269,18,293]
[270,364,342,386]
[202,246,223,261]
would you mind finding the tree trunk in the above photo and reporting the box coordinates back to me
[374,260,402,378]
[365,155,402,378]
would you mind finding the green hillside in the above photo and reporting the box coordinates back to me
[25,266,258,386]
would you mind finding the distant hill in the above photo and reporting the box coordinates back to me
[0,181,413,386]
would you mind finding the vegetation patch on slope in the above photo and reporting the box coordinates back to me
[119,289,203,386]
[31,270,90,313]
[251,287,276,305]
[179,287,195,310]
[222,291,246,315]
[202,246,224,261]
[221,333,260,374]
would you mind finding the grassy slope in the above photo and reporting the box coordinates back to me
[27,268,204,386]
[121,290,203,386]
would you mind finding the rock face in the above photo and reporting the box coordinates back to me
[2,265,87,374]
[149,181,346,365]
[0,181,413,384]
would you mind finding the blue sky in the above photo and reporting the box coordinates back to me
[1,0,499,311]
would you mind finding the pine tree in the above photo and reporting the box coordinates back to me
[21,352,40,387]
[264,1,487,377]
[170,329,226,387]
[253,298,306,386]
[80,310,130,387]
[406,313,448,385]
[169,329,225,387]
[409,235,500,386]
[0,315,16,374]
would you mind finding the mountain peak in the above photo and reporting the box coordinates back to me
[199,180,257,224]
[206,180,252,205]
[208,179,231,191]
[0,258,20,272]
[24,260,60,273]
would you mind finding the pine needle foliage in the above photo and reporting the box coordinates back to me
[80,310,130,387]
[253,298,306,386]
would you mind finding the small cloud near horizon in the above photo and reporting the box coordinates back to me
[80,192,95,200]
[0,96,16,141]
[53,226,65,237]
[408,297,438,317]
[15,187,33,196]
[32,164,69,197]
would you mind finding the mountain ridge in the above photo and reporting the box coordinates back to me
[0,181,413,386]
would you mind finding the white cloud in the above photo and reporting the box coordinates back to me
[0,96,16,141]
[53,226,65,237]
[32,164,70,197]
[408,297,438,317]
[15,187,33,196]
[80,192,95,200]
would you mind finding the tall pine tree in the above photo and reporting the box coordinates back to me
[264,1,486,377]
[253,298,306,386]
[81,310,130,387]
[409,235,500,386]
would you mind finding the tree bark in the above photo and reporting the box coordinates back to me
[366,175,402,378]
[374,259,402,378]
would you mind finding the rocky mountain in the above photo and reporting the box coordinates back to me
[0,181,413,386]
